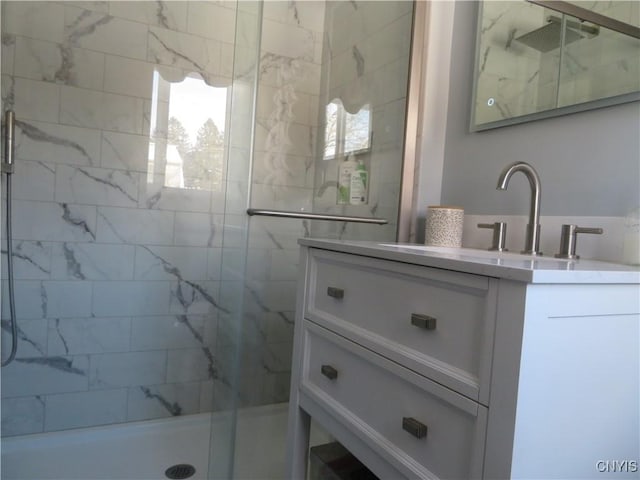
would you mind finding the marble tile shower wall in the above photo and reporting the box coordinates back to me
[227,1,326,407]
[474,2,545,125]
[0,0,242,437]
[311,1,413,242]
[475,1,639,125]
[556,1,639,106]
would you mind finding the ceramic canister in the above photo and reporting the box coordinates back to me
[424,205,464,247]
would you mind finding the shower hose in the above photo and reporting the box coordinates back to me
[2,128,17,367]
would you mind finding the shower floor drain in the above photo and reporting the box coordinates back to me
[165,464,196,479]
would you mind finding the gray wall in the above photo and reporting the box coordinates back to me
[435,1,640,217]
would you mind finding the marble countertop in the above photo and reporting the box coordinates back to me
[299,239,640,284]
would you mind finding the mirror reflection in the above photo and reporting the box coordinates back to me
[472,0,640,130]
[323,99,371,160]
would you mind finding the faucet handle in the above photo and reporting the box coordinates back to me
[478,222,508,251]
[555,224,603,260]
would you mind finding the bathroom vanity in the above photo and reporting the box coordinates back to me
[285,240,640,479]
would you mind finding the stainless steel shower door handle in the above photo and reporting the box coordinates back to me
[246,208,388,224]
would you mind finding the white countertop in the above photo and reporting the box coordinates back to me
[299,239,640,284]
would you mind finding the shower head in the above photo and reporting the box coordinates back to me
[515,16,599,53]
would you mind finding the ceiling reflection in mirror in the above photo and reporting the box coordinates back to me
[471,0,640,131]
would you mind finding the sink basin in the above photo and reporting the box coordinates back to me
[378,244,573,262]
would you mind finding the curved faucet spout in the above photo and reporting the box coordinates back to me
[497,162,542,255]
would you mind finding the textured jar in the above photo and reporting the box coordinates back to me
[424,205,464,247]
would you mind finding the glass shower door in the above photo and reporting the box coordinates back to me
[0,2,259,479]
[225,1,416,477]
[1,1,417,478]
[208,1,264,478]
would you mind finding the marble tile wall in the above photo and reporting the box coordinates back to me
[310,1,413,242]
[557,2,640,107]
[1,0,411,437]
[232,0,326,408]
[474,1,639,125]
[474,1,546,125]
[228,1,413,408]
[0,0,243,436]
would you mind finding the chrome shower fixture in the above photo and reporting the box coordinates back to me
[2,110,18,367]
[515,15,599,53]
[3,110,15,173]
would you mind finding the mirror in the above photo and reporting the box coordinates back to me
[471,0,640,131]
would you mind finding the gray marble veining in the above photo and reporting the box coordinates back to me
[172,282,198,311]
[1,241,51,278]
[61,203,96,240]
[139,386,181,416]
[479,46,490,74]
[139,246,226,316]
[52,243,135,281]
[1,320,47,357]
[176,314,205,344]
[51,319,70,355]
[66,10,114,46]
[40,283,48,318]
[18,121,96,166]
[2,75,15,110]
[74,167,138,204]
[170,280,227,315]
[148,28,207,74]
[481,10,506,36]
[17,356,86,376]
[352,45,364,77]
[62,243,85,280]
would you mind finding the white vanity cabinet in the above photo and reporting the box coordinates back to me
[285,240,640,480]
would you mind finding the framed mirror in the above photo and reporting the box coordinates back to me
[471,0,640,131]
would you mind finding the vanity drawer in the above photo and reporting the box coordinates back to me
[301,321,487,480]
[305,249,496,402]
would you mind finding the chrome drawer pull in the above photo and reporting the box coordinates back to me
[411,313,437,330]
[402,417,428,439]
[320,364,338,380]
[327,287,344,299]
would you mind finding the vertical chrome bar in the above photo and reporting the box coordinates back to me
[5,110,15,167]
[398,1,428,243]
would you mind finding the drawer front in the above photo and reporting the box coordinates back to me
[305,249,495,401]
[302,321,487,480]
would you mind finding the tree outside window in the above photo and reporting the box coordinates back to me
[324,99,371,160]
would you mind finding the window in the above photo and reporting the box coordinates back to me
[323,99,371,160]
[147,71,228,191]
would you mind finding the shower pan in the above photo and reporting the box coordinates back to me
[0,1,418,478]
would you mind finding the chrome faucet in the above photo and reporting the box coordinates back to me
[496,162,542,256]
